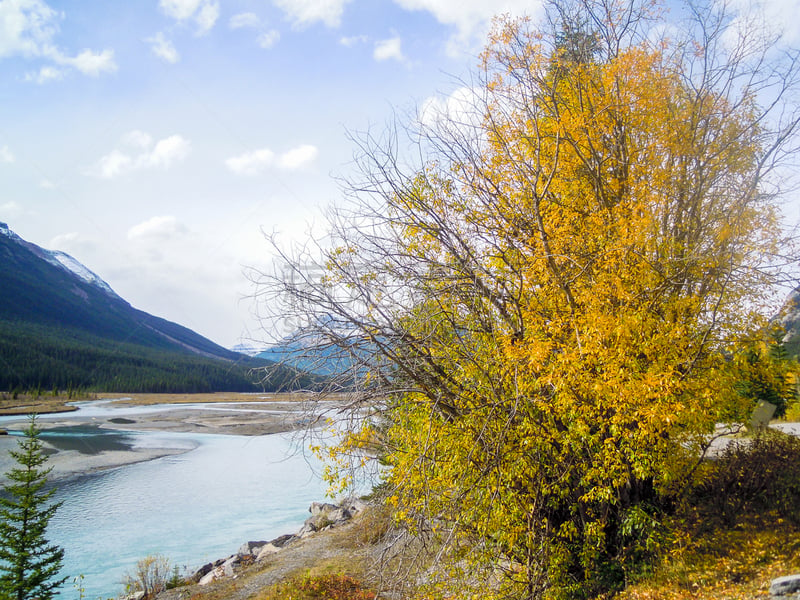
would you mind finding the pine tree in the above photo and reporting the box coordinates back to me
[0,415,66,600]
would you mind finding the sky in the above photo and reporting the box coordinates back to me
[0,0,799,351]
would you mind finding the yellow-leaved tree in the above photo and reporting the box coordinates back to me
[254,1,800,598]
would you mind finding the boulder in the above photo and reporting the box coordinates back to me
[303,502,353,532]
[238,540,267,557]
[222,555,240,577]
[309,502,339,516]
[256,543,282,560]
[297,521,317,538]
[771,574,800,598]
[198,566,225,586]
[344,498,368,514]
[270,533,295,548]
[189,563,213,583]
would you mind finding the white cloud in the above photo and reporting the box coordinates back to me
[25,64,63,83]
[53,47,117,76]
[392,0,540,53]
[225,148,276,175]
[277,144,318,169]
[257,29,280,48]
[159,0,219,35]
[0,0,58,58]
[419,86,482,130]
[50,231,80,247]
[146,135,190,168]
[146,32,179,63]
[723,0,800,46]
[195,1,219,34]
[229,12,260,29]
[339,34,367,47]
[94,149,132,178]
[229,11,279,48]
[374,36,404,62]
[122,130,153,149]
[89,132,191,178]
[0,145,14,163]
[226,144,318,175]
[272,0,352,28]
[0,0,117,79]
[128,215,188,241]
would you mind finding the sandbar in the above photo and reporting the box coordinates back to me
[0,396,327,481]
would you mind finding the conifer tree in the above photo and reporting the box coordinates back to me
[0,415,66,600]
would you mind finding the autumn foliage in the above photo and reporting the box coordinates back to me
[258,1,800,598]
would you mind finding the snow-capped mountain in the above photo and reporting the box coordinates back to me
[0,222,118,298]
[0,222,309,392]
[43,249,118,298]
[0,222,251,362]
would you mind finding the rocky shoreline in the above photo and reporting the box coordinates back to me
[126,499,371,600]
[185,499,367,588]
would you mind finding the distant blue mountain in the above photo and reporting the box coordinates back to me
[257,322,378,382]
[258,339,354,377]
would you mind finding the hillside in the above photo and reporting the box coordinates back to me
[0,223,312,392]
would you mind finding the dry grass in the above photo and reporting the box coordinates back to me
[614,525,800,600]
[0,394,82,415]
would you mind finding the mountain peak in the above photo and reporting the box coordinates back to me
[1,222,19,240]
[42,248,118,298]
[0,223,118,299]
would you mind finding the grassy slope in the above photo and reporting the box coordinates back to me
[615,526,800,600]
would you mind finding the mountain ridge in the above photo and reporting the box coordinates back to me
[0,223,308,392]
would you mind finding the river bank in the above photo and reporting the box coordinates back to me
[0,394,326,481]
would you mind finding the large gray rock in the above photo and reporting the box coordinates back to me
[256,543,282,560]
[189,562,213,583]
[344,498,368,514]
[304,501,354,532]
[198,566,225,586]
[771,574,800,598]
[297,521,317,538]
[222,555,240,577]
[238,540,267,557]
[309,501,339,516]
[269,533,295,548]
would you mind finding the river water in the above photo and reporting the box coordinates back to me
[0,403,333,600]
